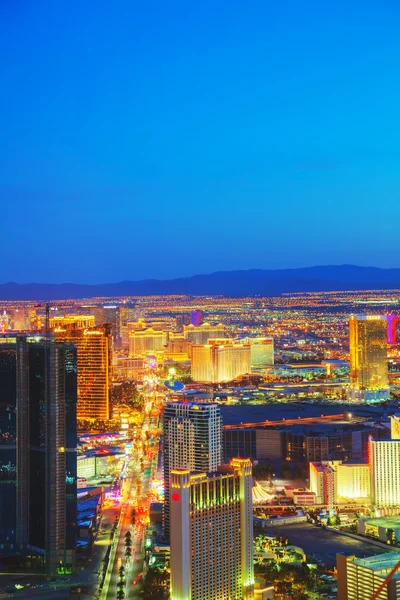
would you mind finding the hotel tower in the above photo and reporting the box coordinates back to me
[170,458,254,600]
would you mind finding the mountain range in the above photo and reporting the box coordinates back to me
[1,265,400,300]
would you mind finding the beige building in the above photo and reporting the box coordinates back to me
[184,322,227,345]
[170,458,254,600]
[191,342,251,383]
[128,327,167,356]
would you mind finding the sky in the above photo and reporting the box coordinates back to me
[1,0,400,284]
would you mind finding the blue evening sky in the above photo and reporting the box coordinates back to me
[1,0,400,283]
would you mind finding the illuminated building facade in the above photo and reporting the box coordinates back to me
[239,337,274,370]
[190,309,204,326]
[11,308,29,330]
[49,314,95,329]
[4,335,77,575]
[370,438,400,507]
[309,460,370,505]
[163,402,222,539]
[170,459,254,600]
[128,327,167,356]
[348,314,389,403]
[250,337,274,369]
[191,345,213,382]
[191,342,251,383]
[391,414,400,440]
[54,325,111,420]
[336,463,370,503]
[184,322,227,345]
[337,552,400,600]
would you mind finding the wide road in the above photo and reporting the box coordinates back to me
[104,388,162,600]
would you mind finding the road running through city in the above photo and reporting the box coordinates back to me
[103,383,163,600]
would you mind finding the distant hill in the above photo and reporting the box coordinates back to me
[1,265,400,300]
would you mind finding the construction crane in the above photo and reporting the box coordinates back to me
[370,559,400,600]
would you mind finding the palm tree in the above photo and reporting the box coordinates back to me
[125,530,132,544]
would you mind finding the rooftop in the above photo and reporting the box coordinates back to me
[352,553,400,577]
[362,516,400,529]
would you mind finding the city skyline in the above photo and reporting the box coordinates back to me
[3,0,400,596]
[2,1,400,282]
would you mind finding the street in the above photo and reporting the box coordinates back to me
[103,386,162,600]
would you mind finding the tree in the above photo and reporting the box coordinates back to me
[116,590,125,600]
[119,565,125,578]
[125,530,132,544]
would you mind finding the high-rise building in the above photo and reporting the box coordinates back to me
[119,305,138,350]
[88,305,119,339]
[170,458,254,600]
[128,327,168,357]
[184,322,227,345]
[54,324,112,420]
[348,314,389,402]
[0,339,18,550]
[163,402,222,539]
[175,314,191,332]
[11,308,29,331]
[369,437,400,507]
[309,460,370,505]
[337,552,400,600]
[191,342,251,383]
[240,337,274,370]
[0,335,77,574]
[190,309,204,326]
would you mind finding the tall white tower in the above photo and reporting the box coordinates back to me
[163,402,222,538]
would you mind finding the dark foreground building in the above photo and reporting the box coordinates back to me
[0,335,77,574]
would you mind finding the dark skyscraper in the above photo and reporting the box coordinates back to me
[0,344,18,549]
[0,335,77,574]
